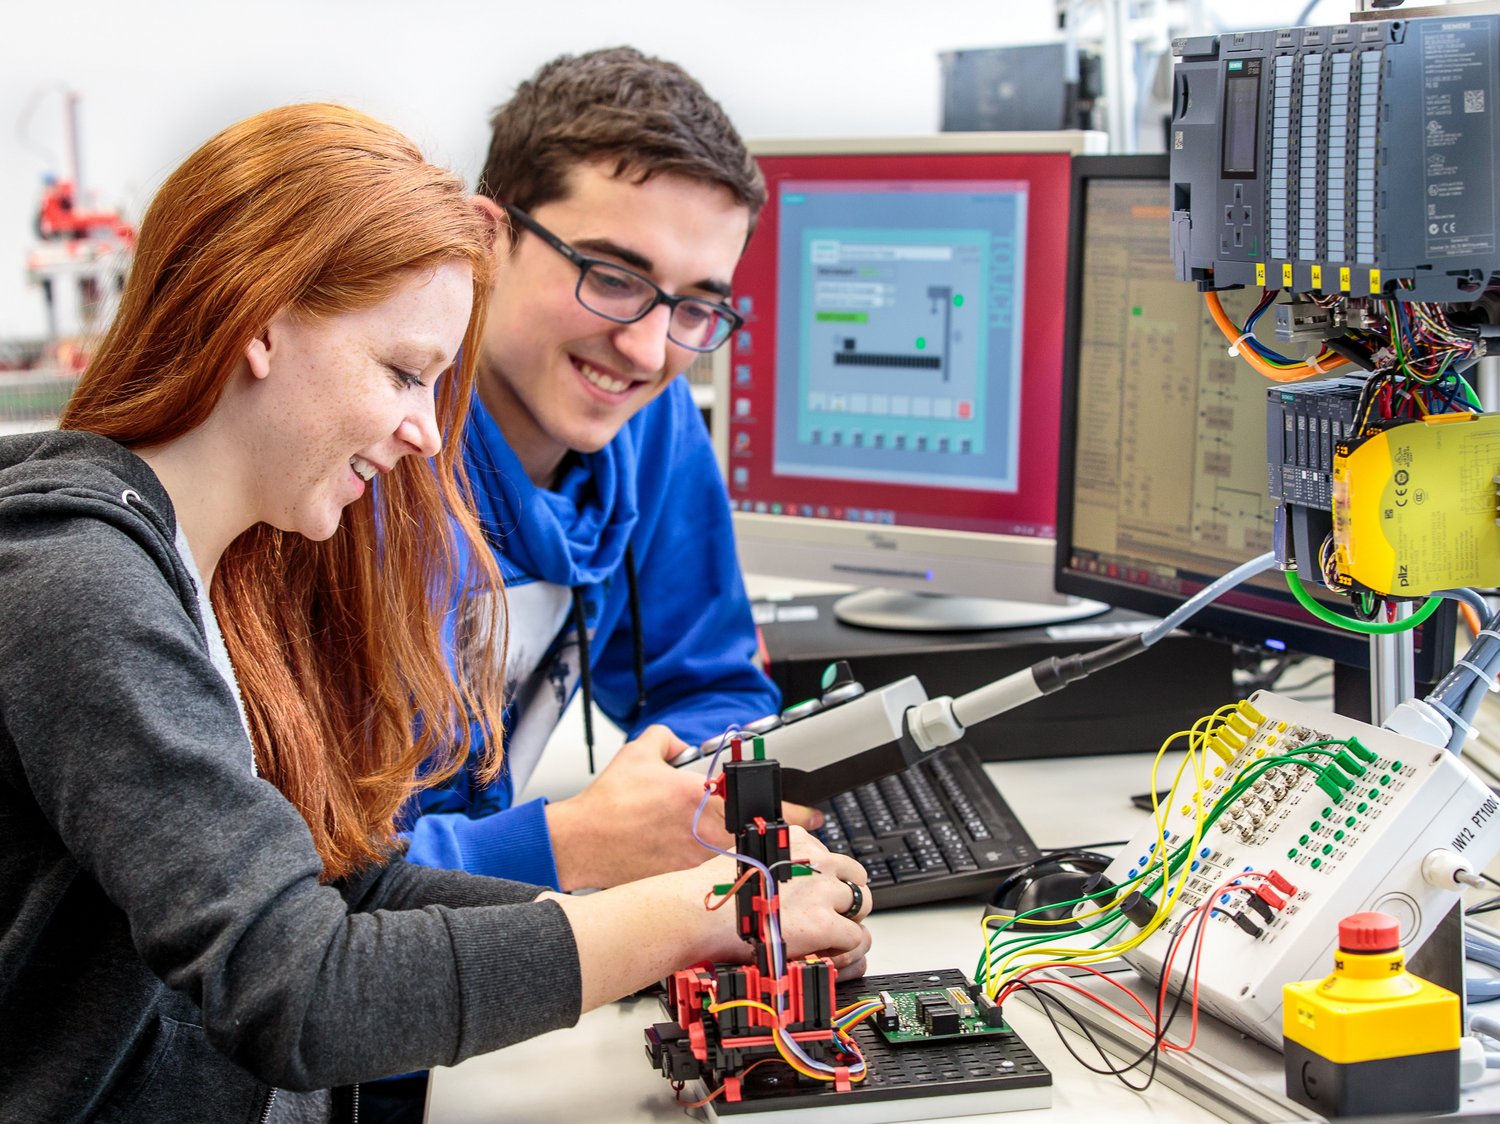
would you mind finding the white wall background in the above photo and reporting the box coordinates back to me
[0,0,1065,341]
[1,0,1336,342]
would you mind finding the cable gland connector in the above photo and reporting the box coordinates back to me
[1231,910,1264,937]
[1315,774,1347,803]
[1381,699,1453,749]
[1266,870,1298,896]
[1245,892,1276,924]
[1325,765,1356,792]
[1226,712,1255,738]
[906,697,965,753]
[1421,848,1483,891]
[1206,733,1237,763]
[1238,699,1268,726]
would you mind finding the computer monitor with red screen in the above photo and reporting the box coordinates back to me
[718,134,1107,630]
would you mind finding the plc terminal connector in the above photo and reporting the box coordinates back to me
[1170,14,1500,301]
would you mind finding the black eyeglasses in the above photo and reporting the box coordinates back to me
[503,204,742,353]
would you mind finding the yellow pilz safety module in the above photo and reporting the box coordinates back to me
[1330,411,1500,597]
[1283,946,1457,1064]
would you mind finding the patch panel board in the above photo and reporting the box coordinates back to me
[1100,691,1500,1045]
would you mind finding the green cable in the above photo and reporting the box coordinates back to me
[1456,374,1482,410]
[986,745,1356,979]
[980,876,1142,971]
[1285,570,1442,634]
[979,917,1130,991]
[1141,753,1340,900]
[982,885,1123,960]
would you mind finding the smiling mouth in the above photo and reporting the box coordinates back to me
[350,455,379,482]
[576,358,636,395]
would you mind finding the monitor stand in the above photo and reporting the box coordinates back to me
[833,588,1110,632]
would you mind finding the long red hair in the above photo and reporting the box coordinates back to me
[60,104,506,879]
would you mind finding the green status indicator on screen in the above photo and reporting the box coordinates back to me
[953,294,964,307]
[915,337,927,350]
[815,311,869,323]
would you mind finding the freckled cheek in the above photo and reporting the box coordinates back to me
[290,343,401,511]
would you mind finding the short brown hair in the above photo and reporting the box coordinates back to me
[478,47,766,229]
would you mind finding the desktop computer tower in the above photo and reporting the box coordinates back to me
[757,595,1237,761]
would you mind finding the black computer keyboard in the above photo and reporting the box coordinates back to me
[815,742,1040,910]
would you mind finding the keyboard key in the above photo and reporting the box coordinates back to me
[914,852,948,874]
[812,744,1036,909]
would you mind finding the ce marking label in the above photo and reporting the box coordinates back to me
[1394,468,1410,506]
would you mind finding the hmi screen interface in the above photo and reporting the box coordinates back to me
[727,153,1071,540]
[774,182,1024,495]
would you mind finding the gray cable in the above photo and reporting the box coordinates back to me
[1469,978,1500,1003]
[1437,587,1494,619]
[1144,552,1278,646]
[1425,604,1500,751]
[1470,930,1500,969]
[1472,1012,1500,1044]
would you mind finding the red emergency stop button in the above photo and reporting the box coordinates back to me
[1338,911,1400,954]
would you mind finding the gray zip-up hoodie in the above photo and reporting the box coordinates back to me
[0,430,582,1122]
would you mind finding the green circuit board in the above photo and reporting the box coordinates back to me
[854,986,1012,1044]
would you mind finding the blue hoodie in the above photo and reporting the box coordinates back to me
[403,378,780,887]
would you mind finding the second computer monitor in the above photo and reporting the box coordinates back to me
[721,134,1106,630]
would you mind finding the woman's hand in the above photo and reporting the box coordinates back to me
[772,825,873,979]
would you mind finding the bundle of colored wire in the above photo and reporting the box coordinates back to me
[1380,297,1480,383]
[1205,290,1348,382]
[996,874,1264,1092]
[978,713,1228,993]
[973,700,1377,1089]
[979,718,1366,997]
[993,871,1270,1058]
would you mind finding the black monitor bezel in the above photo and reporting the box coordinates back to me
[1052,154,1455,678]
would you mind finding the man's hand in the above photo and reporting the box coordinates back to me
[545,725,825,890]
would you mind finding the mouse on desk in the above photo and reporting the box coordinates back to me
[981,851,1114,932]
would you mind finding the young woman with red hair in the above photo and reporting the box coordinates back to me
[0,103,871,1123]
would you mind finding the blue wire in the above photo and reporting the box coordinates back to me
[1469,977,1500,1003]
[1240,297,1304,366]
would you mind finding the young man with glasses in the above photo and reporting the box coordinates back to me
[401,48,817,896]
